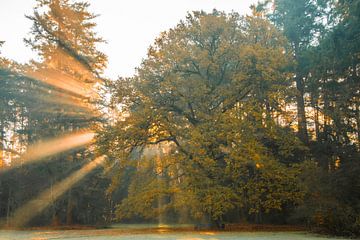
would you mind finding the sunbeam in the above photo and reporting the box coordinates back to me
[27,68,97,100]
[25,47,102,101]
[5,130,96,169]
[7,155,106,227]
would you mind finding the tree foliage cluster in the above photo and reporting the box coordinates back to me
[100,11,306,224]
[99,1,360,236]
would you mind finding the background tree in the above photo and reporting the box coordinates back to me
[297,0,360,235]
[0,0,110,227]
[267,0,328,144]
[259,0,360,235]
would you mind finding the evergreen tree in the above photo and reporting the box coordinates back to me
[268,0,327,144]
[1,0,109,226]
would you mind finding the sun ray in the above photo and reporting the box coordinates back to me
[27,68,97,100]
[7,155,106,227]
[20,131,95,163]
[2,130,96,169]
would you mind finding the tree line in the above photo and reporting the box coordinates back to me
[0,0,111,226]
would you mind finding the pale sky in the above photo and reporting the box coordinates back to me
[0,0,258,79]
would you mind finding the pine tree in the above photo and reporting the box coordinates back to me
[268,0,327,144]
[0,0,109,226]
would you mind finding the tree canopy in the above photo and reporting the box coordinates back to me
[99,10,306,223]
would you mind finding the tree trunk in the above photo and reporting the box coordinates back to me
[66,189,74,225]
[296,74,309,144]
[6,187,11,226]
[0,118,5,168]
[310,95,320,141]
[356,103,360,148]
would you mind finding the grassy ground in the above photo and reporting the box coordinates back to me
[1,223,306,232]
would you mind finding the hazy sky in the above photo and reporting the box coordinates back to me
[0,0,258,78]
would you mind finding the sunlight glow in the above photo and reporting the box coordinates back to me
[13,131,95,167]
[8,155,106,227]
[27,68,97,100]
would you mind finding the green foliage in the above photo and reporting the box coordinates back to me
[260,0,360,235]
[100,10,305,223]
[291,160,360,236]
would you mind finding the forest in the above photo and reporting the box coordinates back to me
[0,0,359,237]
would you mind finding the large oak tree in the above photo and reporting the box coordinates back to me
[100,10,305,223]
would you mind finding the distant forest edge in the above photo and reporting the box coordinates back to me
[0,0,359,237]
